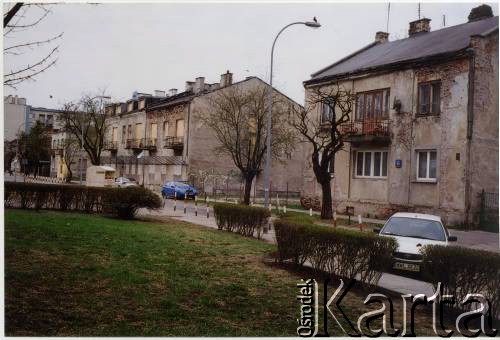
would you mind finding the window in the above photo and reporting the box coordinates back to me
[355,150,388,178]
[417,150,437,181]
[127,125,132,139]
[150,123,157,140]
[163,121,169,138]
[135,123,143,139]
[46,115,53,126]
[355,89,390,121]
[112,127,118,142]
[321,100,334,124]
[418,81,441,115]
[122,126,126,143]
[176,119,185,138]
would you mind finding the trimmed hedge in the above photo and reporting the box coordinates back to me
[421,245,500,317]
[213,203,270,239]
[274,219,398,287]
[4,182,161,219]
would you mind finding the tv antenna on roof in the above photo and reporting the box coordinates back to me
[418,3,421,19]
[442,14,446,27]
[386,3,391,33]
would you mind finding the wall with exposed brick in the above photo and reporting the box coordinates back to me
[469,31,499,224]
[303,55,480,225]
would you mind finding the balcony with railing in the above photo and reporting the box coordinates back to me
[104,140,118,151]
[164,136,184,150]
[143,138,157,151]
[125,138,157,150]
[339,119,391,145]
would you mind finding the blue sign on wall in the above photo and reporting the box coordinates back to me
[395,159,402,168]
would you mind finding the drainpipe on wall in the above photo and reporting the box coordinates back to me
[407,70,416,207]
[464,48,476,228]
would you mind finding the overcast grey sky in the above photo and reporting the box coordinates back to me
[3,1,498,108]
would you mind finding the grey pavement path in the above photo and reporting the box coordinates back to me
[143,198,500,252]
[139,199,439,297]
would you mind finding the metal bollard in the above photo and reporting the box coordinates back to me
[358,215,363,231]
[174,191,177,211]
[284,205,287,214]
[333,211,337,228]
[309,208,313,217]
[206,198,210,219]
[183,193,186,214]
[195,196,198,216]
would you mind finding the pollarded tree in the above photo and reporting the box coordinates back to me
[59,94,110,166]
[60,137,80,182]
[290,83,355,219]
[197,82,297,205]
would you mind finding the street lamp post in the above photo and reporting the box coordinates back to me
[263,18,321,208]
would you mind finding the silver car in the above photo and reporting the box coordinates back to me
[375,212,457,273]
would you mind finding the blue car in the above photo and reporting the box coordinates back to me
[161,181,198,199]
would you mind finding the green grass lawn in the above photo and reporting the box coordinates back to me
[5,209,438,336]
[5,209,306,336]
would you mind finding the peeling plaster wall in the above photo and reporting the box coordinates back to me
[188,77,307,193]
[303,53,493,224]
[469,32,499,224]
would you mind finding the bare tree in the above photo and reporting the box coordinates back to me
[60,137,80,182]
[59,94,109,166]
[3,3,63,88]
[291,83,355,219]
[197,83,297,205]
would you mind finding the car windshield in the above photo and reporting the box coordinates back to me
[175,183,190,188]
[381,217,446,241]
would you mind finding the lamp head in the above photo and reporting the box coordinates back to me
[305,17,321,28]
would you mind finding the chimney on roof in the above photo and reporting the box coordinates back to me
[220,70,233,87]
[375,31,389,43]
[185,81,195,92]
[468,4,493,22]
[194,77,205,93]
[154,90,166,97]
[409,18,431,36]
[169,88,178,96]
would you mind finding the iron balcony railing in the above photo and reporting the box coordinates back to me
[339,119,390,137]
[164,136,184,150]
[125,138,157,150]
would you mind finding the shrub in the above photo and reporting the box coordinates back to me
[421,245,500,317]
[274,219,397,287]
[300,195,321,211]
[4,182,161,219]
[101,187,162,219]
[213,203,270,239]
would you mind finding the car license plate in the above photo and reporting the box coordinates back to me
[394,262,420,272]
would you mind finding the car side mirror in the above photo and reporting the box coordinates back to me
[448,236,457,242]
[373,228,381,234]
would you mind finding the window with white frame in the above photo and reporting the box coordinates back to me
[355,150,388,178]
[417,150,437,181]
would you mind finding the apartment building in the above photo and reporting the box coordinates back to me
[102,71,306,194]
[303,7,498,226]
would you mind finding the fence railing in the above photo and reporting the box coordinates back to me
[479,190,499,232]
[164,136,184,150]
[23,175,66,184]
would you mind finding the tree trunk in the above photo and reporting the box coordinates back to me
[66,167,73,183]
[320,179,333,219]
[243,175,254,205]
